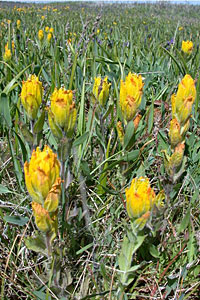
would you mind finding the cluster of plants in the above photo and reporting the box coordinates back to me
[0,1,200,299]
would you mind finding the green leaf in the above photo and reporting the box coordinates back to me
[0,93,11,127]
[0,184,11,194]
[33,110,45,134]
[25,233,48,255]
[76,242,93,255]
[123,120,135,149]
[33,291,49,300]
[148,101,154,134]
[178,209,190,234]
[20,124,34,144]
[73,132,89,148]
[149,244,160,258]
[4,215,29,226]
[118,234,145,286]
[3,64,31,95]
[121,150,140,162]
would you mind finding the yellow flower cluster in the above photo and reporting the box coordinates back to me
[119,72,144,123]
[165,74,196,178]
[3,41,14,62]
[48,87,77,138]
[93,76,111,107]
[20,75,43,119]
[38,29,44,41]
[181,40,193,54]
[24,145,61,233]
[126,177,163,228]
[17,19,21,29]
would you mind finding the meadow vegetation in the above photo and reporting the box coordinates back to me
[0,1,200,299]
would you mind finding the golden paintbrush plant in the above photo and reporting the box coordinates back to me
[171,74,196,125]
[119,72,144,123]
[181,40,193,54]
[93,76,111,107]
[20,75,43,119]
[48,87,77,138]
[38,29,44,41]
[126,177,163,228]
[24,145,61,233]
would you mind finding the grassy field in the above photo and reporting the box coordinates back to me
[0,1,200,299]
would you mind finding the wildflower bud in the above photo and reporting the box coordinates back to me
[169,142,185,170]
[48,87,77,138]
[49,27,54,34]
[92,76,111,107]
[38,29,44,41]
[171,74,196,125]
[116,121,124,146]
[45,26,49,32]
[3,49,11,62]
[181,40,193,54]
[24,145,61,204]
[120,72,144,122]
[164,143,185,177]
[17,19,21,29]
[20,75,43,119]
[126,177,156,220]
[32,202,54,232]
[169,118,182,147]
[47,32,52,43]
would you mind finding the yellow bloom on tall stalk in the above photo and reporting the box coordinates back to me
[93,76,111,107]
[45,26,49,32]
[126,177,163,228]
[164,142,185,178]
[5,41,15,52]
[120,72,144,122]
[181,40,193,54]
[17,19,21,29]
[3,49,11,62]
[126,177,156,219]
[24,145,61,234]
[38,29,44,41]
[24,145,61,205]
[49,27,54,33]
[48,87,77,138]
[47,32,52,43]
[20,75,43,119]
[171,74,196,125]
[169,118,189,148]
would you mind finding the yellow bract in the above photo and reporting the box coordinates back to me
[3,49,11,62]
[120,72,144,122]
[24,146,61,234]
[47,32,52,43]
[24,145,61,204]
[164,143,185,177]
[126,177,156,219]
[171,74,196,125]
[17,19,21,29]
[20,74,43,119]
[48,87,77,138]
[93,76,111,107]
[38,29,44,41]
[32,201,53,232]
[181,40,193,54]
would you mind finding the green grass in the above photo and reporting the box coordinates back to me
[0,1,200,299]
